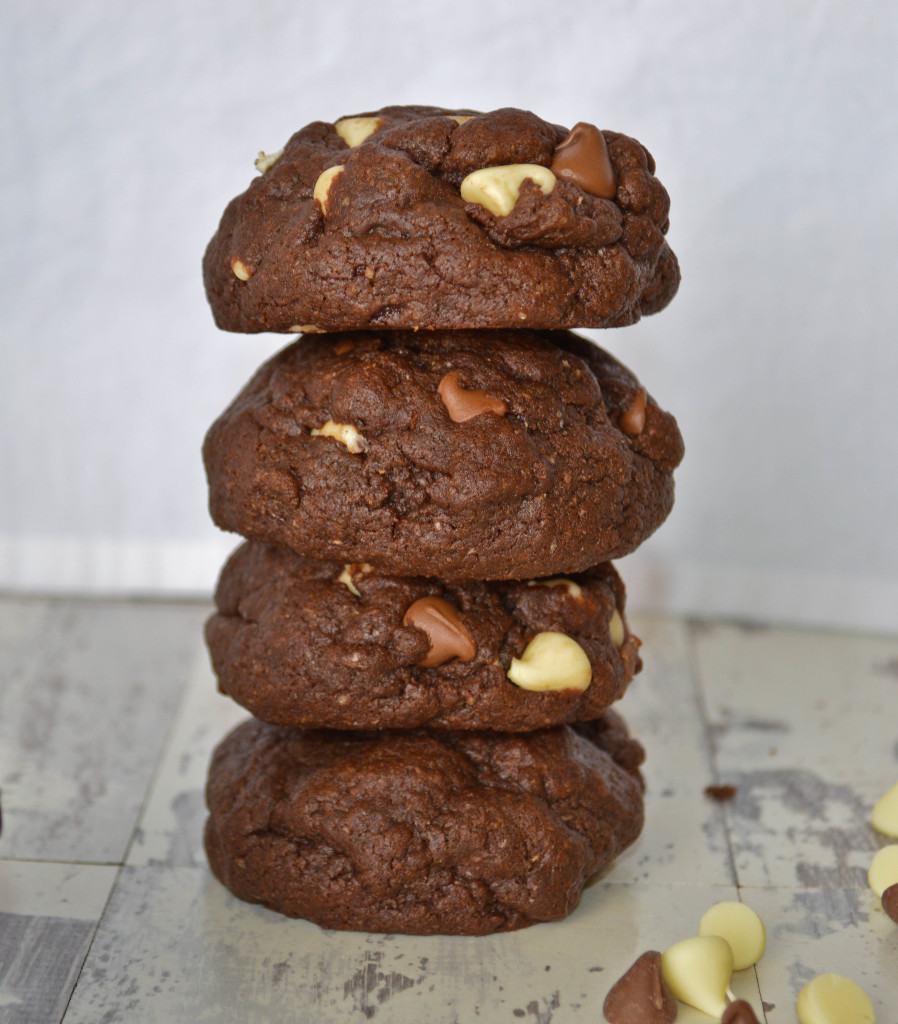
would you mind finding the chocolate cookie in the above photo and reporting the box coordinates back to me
[203,106,678,333]
[204,712,645,934]
[207,541,642,732]
[203,329,684,580]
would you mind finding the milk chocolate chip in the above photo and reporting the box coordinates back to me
[603,951,677,1024]
[551,122,616,199]
[403,596,477,668]
[722,1001,762,1024]
[883,883,898,925]
[621,388,648,436]
[438,371,508,422]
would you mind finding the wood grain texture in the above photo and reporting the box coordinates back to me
[692,622,898,890]
[0,913,95,1024]
[0,600,896,1023]
[0,597,208,862]
[61,866,758,1024]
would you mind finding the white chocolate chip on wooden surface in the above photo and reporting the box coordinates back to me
[698,901,766,971]
[660,936,734,1018]
[871,780,898,837]
[868,844,898,897]
[796,974,876,1024]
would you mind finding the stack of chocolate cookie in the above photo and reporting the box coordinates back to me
[200,107,684,935]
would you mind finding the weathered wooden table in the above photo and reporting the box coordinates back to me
[1,596,895,1023]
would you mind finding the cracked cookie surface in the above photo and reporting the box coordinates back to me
[203,105,678,332]
[204,712,645,933]
[207,541,642,732]
[202,329,684,580]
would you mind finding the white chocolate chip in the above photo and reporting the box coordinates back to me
[660,936,734,1019]
[527,577,582,599]
[313,165,345,214]
[338,566,361,597]
[506,632,592,692]
[868,844,898,897]
[334,116,383,148]
[310,420,366,453]
[797,974,876,1024]
[450,115,473,124]
[871,779,898,837]
[698,901,766,971]
[230,258,252,281]
[254,148,284,173]
[609,608,625,648]
[460,164,557,217]
[289,324,327,334]
[337,562,373,597]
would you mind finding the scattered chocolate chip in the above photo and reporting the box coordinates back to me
[402,596,477,668]
[438,370,507,422]
[603,950,677,1024]
[704,784,737,802]
[883,883,898,924]
[722,1000,761,1024]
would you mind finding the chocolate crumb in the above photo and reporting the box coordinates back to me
[704,784,737,801]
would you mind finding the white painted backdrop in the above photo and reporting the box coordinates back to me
[2,0,896,632]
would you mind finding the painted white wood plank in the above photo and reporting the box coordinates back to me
[0,855,118,1024]
[0,913,96,1024]
[612,615,735,886]
[744,885,898,1024]
[0,861,117,919]
[127,652,246,868]
[0,598,208,863]
[63,865,756,1024]
[690,622,898,889]
[0,599,890,1024]
[691,622,898,785]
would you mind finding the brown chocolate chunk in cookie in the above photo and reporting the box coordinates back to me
[203,106,678,333]
[204,712,645,934]
[202,329,684,580]
[206,541,642,732]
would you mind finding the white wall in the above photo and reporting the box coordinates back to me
[2,0,896,632]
